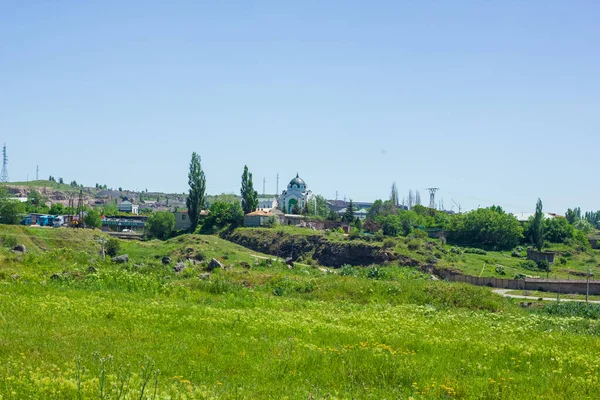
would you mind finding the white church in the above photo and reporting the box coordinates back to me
[278,173,312,213]
[256,173,313,213]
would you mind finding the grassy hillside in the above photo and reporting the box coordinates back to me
[1,226,600,398]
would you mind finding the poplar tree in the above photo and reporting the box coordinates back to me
[530,198,544,251]
[241,165,258,214]
[186,152,206,232]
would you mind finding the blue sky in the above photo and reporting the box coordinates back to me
[1,1,598,213]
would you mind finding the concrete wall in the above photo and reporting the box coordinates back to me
[434,268,600,295]
[527,249,556,264]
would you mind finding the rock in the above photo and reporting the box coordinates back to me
[13,244,27,253]
[207,258,223,271]
[198,272,211,280]
[112,255,129,264]
[162,256,172,265]
[430,275,439,281]
[87,266,97,274]
[285,257,294,268]
[173,262,186,273]
[240,261,251,269]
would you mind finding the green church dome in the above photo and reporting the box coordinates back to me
[289,173,306,187]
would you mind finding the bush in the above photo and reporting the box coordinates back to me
[520,260,538,271]
[558,257,567,265]
[381,238,395,250]
[511,250,522,258]
[450,246,463,255]
[1,234,17,249]
[106,238,120,257]
[263,216,277,228]
[145,211,176,240]
[514,273,527,280]
[367,267,385,280]
[495,265,506,275]
[411,229,429,240]
[464,247,487,255]
[339,264,356,277]
[407,240,421,251]
[536,260,550,271]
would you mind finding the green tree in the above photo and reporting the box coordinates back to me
[201,201,244,233]
[240,165,258,214]
[566,207,581,224]
[103,203,118,216]
[26,190,49,213]
[186,152,206,232]
[446,207,523,250]
[106,238,120,257]
[58,177,64,184]
[544,218,574,243]
[49,203,65,215]
[84,210,102,229]
[342,200,355,223]
[0,199,26,225]
[145,211,175,240]
[307,194,330,217]
[530,198,544,251]
[574,219,593,234]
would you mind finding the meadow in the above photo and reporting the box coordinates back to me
[1,226,600,399]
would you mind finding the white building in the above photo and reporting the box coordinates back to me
[117,200,139,215]
[278,174,312,213]
[258,197,278,211]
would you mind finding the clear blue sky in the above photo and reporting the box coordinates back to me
[1,1,598,213]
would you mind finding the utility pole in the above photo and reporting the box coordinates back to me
[587,264,591,303]
[263,178,266,196]
[36,165,39,181]
[276,173,279,195]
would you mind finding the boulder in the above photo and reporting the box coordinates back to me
[112,255,129,264]
[285,257,294,268]
[13,244,27,253]
[198,273,211,280]
[162,256,172,265]
[207,258,223,271]
[173,262,186,273]
[240,261,251,270]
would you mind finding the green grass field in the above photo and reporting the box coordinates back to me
[1,226,600,398]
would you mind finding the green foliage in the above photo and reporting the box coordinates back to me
[410,228,429,240]
[463,247,487,255]
[544,217,574,243]
[186,152,206,232]
[0,200,26,225]
[530,198,544,251]
[26,189,49,213]
[1,234,17,248]
[102,203,118,216]
[574,219,593,233]
[48,203,65,215]
[240,165,258,214]
[495,265,506,275]
[201,201,244,233]
[566,207,581,224]
[105,238,120,257]
[536,260,550,271]
[446,207,523,250]
[306,194,330,217]
[381,238,395,250]
[514,273,527,280]
[145,211,175,240]
[339,264,356,277]
[342,200,355,223]
[263,215,277,228]
[520,260,541,272]
[83,210,102,229]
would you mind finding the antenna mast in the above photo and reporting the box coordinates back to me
[0,144,8,182]
[426,188,439,209]
[36,165,39,181]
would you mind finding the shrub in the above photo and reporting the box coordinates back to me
[367,267,383,280]
[411,229,429,240]
[563,250,573,257]
[105,238,120,257]
[495,265,506,275]
[514,273,527,280]
[1,234,17,249]
[511,250,521,258]
[519,260,538,271]
[407,240,420,251]
[558,257,567,265]
[464,247,487,255]
[381,239,395,250]
[145,211,176,239]
[450,246,463,255]
[339,264,356,277]
[536,260,550,271]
